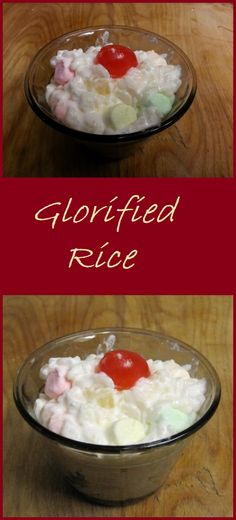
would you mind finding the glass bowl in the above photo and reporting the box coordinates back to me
[24,26,197,159]
[13,327,220,505]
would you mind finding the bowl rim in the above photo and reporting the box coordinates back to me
[13,326,221,454]
[24,25,197,142]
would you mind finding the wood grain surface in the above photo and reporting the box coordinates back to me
[3,3,232,178]
[3,295,232,517]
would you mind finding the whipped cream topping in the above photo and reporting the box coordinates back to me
[45,45,182,134]
[34,353,207,445]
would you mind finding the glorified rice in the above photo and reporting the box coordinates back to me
[45,39,182,135]
[34,348,207,445]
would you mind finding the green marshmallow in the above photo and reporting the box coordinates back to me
[110,103,137,131]
[159,407,191,431]
[145,92,174,116]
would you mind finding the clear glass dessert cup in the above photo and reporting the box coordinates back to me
[13,328,220,505]
[24,26,197,159]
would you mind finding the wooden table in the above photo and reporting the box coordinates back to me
[4,295,232,517]
[3,3,232,178]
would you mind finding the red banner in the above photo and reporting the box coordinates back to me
[0,178,235,294]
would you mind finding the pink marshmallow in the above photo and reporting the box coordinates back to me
[47,413,65,434]
[54,100,68,122]
[49,90,63,110]
[54,60,74,85]
[44,368,71,398]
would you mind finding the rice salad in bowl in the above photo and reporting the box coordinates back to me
[34,349,207,446]
[14,328,220,504]
[25,26,197,158]
[45,30,182,135]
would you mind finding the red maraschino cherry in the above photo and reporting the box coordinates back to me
[95,44,138,78]
[96,349,150,390]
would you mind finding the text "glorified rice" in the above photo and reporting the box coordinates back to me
[34,194,180,270]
